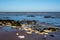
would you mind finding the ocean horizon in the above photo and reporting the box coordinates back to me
[0,12,60,16]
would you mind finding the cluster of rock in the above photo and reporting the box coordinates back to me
[0,20,60,34]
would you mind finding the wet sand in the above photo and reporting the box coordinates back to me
[0,28,60,40]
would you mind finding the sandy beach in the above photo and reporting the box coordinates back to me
[0,26,60,40]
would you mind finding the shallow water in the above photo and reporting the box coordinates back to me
[0,12,60,27]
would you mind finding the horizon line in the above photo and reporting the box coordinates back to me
[0,11,60,13]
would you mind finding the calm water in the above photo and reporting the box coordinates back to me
[0,12,60,16]
[0,12,60,27]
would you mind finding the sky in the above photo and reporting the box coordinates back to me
[0,0,60,12]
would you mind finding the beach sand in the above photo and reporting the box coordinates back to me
[0,27,60,40]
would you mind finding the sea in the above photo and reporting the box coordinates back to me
[0,12,60,27]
